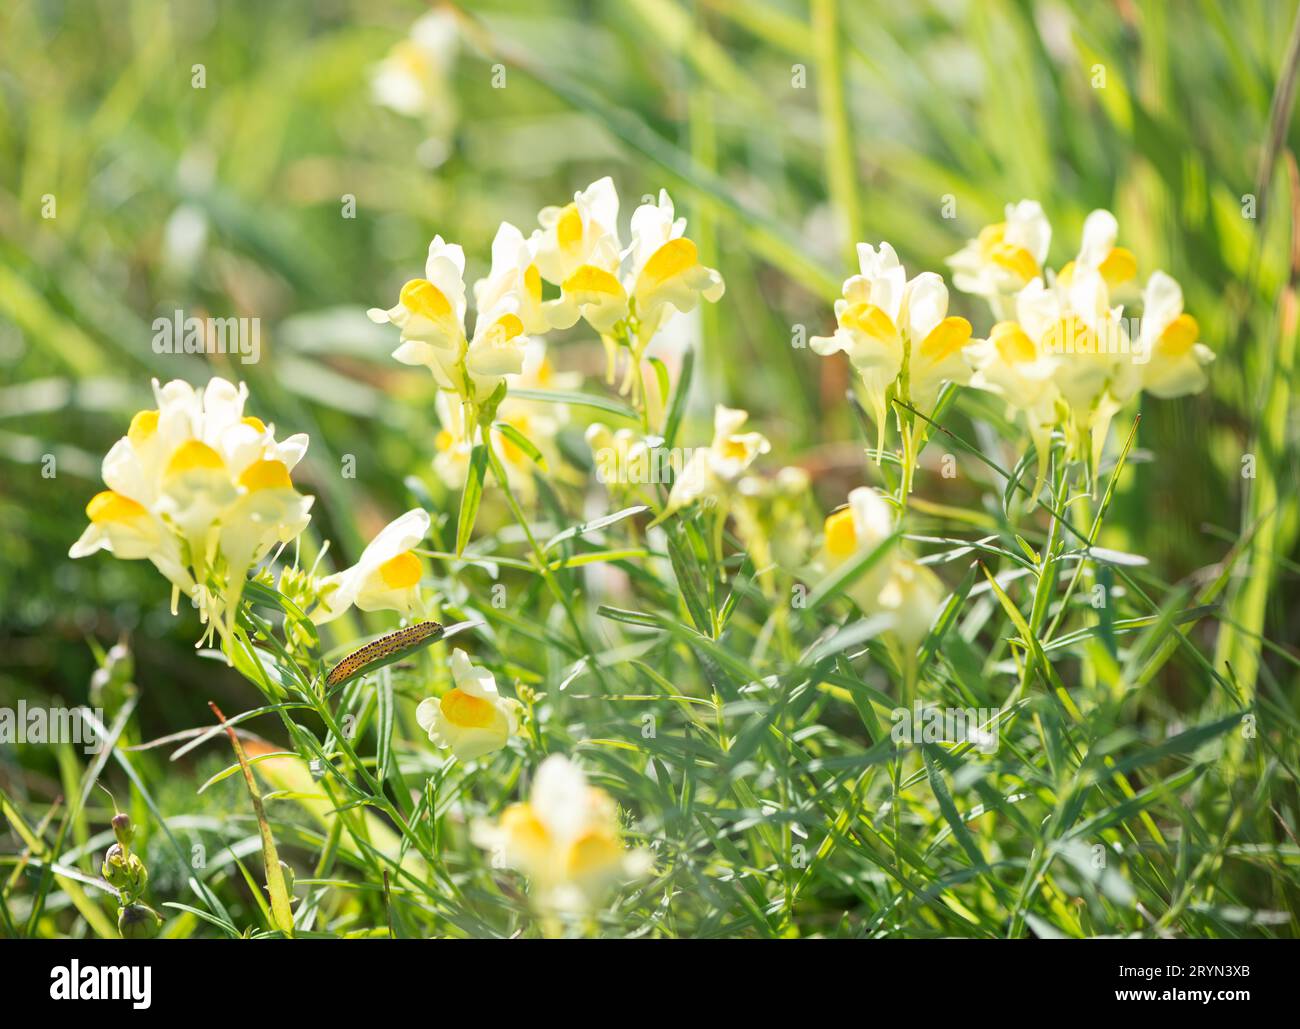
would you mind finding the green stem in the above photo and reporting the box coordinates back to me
[484,438,613,692]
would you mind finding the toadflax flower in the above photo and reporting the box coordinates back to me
[955,202,1213,490]
[811,242,972,478]
[663,405,771,517]
[622,189,725,342]
[586,423,653,496]
[371,9,460,162]
[1125,270,1214,399]
[534,176,627,335]
[472,754,651,915]
[1056,209,1138,298]
[70,377,313,643]
[946,199,1051,305]
[530,179,724,396]
[462,222,553,390]
[368,235,473,395]
[415,648,521,761]
[312,509,430,624]
[819,487,944,649]
[733,466,815,590]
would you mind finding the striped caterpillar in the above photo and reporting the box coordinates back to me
[325,621,446,688]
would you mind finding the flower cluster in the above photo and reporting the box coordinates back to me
[69,377,313,643]
[951,205,1212,490]
[662,405,771,518]
[68,185,1216,933]
[536,180,724,372]
[370,177,726,493]
[811,241,973,467]
[808,204,1212,500]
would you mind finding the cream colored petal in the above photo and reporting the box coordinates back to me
[903,272,949,344]
[531,755,591,844]
[1078,209,1118,267]
[1006,199,1051,264]
[357,508,431,574]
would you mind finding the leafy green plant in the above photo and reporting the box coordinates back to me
[1,0,1297,940]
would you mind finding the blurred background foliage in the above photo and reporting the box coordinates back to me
[1,0,1298,929]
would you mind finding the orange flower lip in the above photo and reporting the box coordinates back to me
[165,439,226,476]
[86,490,147,524]
[440,687,498,729]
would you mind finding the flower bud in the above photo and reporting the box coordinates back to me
[111,812,134,849]
[102,844,148,897]
[102,843,129,889]
[118,903,162,940]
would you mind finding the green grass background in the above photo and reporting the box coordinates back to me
[1,0,1298,937]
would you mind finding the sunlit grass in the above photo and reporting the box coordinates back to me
[1,0,1297,939]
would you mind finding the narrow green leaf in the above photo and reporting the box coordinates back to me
[456,444,488,556]
[662,346,694,448]
[493,421,548,470]
[544,505,648,551]
[806,530,901,611]
[508,388,638,420]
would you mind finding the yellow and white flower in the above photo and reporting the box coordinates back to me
[69,490,191,595]
[374,224,559,405]
[1014,270,1128,470]
[623,190,724,341]
[415,648,521,761]
[369,235,469,393]
[664,405,770,514]
[312,509,430,624]
[534,176,627,334]
[876,557,946,648]
[903,272,975,413]
[371,9,459,146]
[810,242,907,429]
[531,180,724,354]
[818,487,943,648]
[218,457,313,616]
[475,221,549,336]
[812,243,971,456]
[432,390,475,492]
[1056,209,1138,298]
[963,320,1063,501]
[1130,271,1213,399]
[947,199,1051,301]
[586,423,652,494]
[820,486,898,602]
[472,754,651,914]
[70,377,314,641]
[463,222,552,393]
